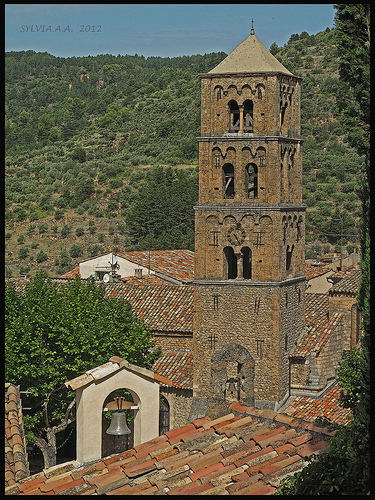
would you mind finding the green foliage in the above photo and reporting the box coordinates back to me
[60,224,72,238]
[69,244,83,258]
[125,165,198,250]
[5,272,160,444]
[18,245,29,260]
[35,250,48,263]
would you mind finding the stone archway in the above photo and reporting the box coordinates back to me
[210,342,255,406]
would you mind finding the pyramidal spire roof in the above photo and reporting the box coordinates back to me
[208,30,294,76]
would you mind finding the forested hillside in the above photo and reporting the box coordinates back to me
[5,27,363,278]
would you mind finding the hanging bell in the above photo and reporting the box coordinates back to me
[227,378,237,394]
[106,411,131,435]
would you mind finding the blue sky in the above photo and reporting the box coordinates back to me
[5,4,336,58]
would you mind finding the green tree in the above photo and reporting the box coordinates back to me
[125,165,198,250]
[18,246,29,260]
[5,272,160,469]
[35,250,48,263]
[69,243,83,258]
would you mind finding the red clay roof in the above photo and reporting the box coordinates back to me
[153,350,193,390]
[293,312,343,357]
[304,262,331,280]
[104,283,193,333]
[122,274,175,285]
[65,357,173,392]
[283,381,352,426]
[59,266,80,279]
[5,403,336,496]
[305,293,329,327]
[329,268,361,295]
[116,249,194,283]
[5,384,30,487]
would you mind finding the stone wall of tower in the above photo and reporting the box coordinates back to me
[191,37,305,418]
[200,74,301,138]
[192,280,305,408]
[194,206,305,282]
[198,139,303,206]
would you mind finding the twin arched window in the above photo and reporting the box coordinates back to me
[224,246,252,279]
[222,163,258,199]
[228,100,253,133]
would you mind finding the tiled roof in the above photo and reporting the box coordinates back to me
[5,384,30,487]
[304,262,331,280]
[5,403,336,496]
[208,32,294,76]
[65,357,172,392]
[116,249,194,284]
[293,312,343,357]
[122,274,176,285]
[329,263,360,280]
[283,381,352,426]
[305,293,329,327]
[59,266,80,279]
[329,269,361,295]
[153,350,193,390]
[104,284,193,333]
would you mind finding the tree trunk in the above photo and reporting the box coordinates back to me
[34,397,76,469]
[34,431,57,469]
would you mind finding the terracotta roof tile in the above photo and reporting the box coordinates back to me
[329,268,361,294]
[293,311,343,357]
[282,381,352,426]
[304,262,331,280]
[8,402,338,495]
[152,349,193,389]
[116,249,194,284]
[104,284,193,333]
[5,384,30,487]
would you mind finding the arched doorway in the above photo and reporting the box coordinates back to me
[210,342,255,406]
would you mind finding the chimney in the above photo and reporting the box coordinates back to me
[134,268,142,279]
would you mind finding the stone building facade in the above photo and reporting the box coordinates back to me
[190,29,306,419]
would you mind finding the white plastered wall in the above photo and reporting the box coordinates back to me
[75,368,159,463]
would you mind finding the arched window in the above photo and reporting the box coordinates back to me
[286,244,294,271]
[223,163,235,198]
[241,246,252,279]
[224,246,237,279]
[280,101,287,129]
[246,163,258,198]
[243,100,253,132]
[159,396,170,435]
[228,100,240,132]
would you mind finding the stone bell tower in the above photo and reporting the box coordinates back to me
[190,27,306,418]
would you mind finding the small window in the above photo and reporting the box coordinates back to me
[223,164,235,198]
[213,294,219,310]
[256,339,264,358]
[246,163,258,199]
